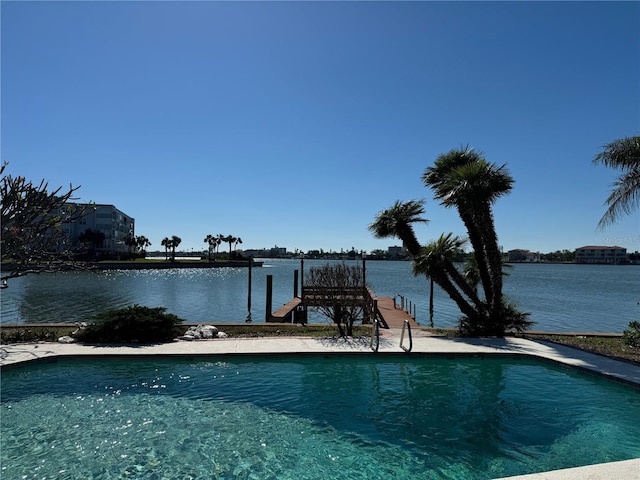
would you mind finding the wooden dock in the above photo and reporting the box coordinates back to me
[270,297,302,323]
[375,296,418,329]
[268,287,418,329]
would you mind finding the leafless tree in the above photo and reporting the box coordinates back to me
[1,163,91,284]
[304,262,368,337]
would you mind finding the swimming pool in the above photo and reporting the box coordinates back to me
[1,356,639,479]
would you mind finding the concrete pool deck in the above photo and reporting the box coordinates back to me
[1,328,639,480]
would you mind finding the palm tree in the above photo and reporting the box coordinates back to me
[234,237,242,251]
[422,147,513,330]
[204,234,217,261]
[170,235,181,262]
[593,135,640,229]
[136,236,151,257]
[369,199,436,323]
[216,234,224,256]
[413,233,487,331]
[78,228,106,260]
[161,237,171,261]
[368,199,428,257]
[223,235,236,256]
[124,234,137,258]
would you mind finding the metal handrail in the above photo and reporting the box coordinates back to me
[370,319,380,353]
[400,319,412,352]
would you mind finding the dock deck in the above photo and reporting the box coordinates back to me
[375,296,418,329]
[270,297,302,322]
[269,289,418,329]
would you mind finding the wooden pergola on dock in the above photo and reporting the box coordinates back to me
[265,260,418,329]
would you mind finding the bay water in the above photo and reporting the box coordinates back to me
[1,259,638,333]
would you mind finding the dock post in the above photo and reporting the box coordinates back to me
[265,275,273,322]
[300,254,306,320]
[247,257,252,315]
[294,269,299,298]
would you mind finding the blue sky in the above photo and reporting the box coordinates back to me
[2,1,639,254]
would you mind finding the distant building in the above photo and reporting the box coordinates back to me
[574,246,628,264]
[60,203,134,257]
[507,249,540,262]
[388,246,404,257]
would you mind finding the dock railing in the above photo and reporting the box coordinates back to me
[394,294,417,322]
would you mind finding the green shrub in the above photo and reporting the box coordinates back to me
[1,327,74,344]
[623,321,640,349]
[77,305,184,344]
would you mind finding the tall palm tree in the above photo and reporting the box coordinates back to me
[234,237,242,251]
[593,135,640,229]
[204,234,216,261]
[422,147,513,326]
[368,199,428,257]
[161,237,171,261]
[224,235,236,256]
[369,200,435,323]
[170,235,181,262]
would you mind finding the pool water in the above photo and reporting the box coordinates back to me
[1,356,639,480]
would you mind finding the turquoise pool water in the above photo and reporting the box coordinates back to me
[1,356,639,479]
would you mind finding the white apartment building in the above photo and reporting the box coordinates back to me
[574,246,628,264]
[60,203,135,257]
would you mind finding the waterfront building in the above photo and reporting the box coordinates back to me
[574,246,628,264]
[507,249,540,262]
[60,203,135,258]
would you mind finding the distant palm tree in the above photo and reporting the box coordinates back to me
[124,234,137,258]
[170,235,181,262]
[161,237,171,261]
[136,236,151,256]
[223,235,236,256]
[215,234,224,257]
[234,237,242,251]
[593,135,640,229]
[422,146,513,330]
[368,199,428,257]
[204,234,217,261]
[78,228,106,260]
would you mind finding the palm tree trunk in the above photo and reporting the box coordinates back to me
[397,224,421,257]
[445,262,487,315]
[458,205,494,305]
[431,272,481,327]
[477,206,505,326]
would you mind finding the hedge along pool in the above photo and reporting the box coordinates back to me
[2,356,639,480]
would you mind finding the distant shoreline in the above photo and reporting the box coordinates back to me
[0,259,262,273]
[93,260,262,270]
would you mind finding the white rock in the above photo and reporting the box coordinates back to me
[199,325,218,339]
[217,332,228,338]
[179,335,195,341]
[58,336,75,344]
